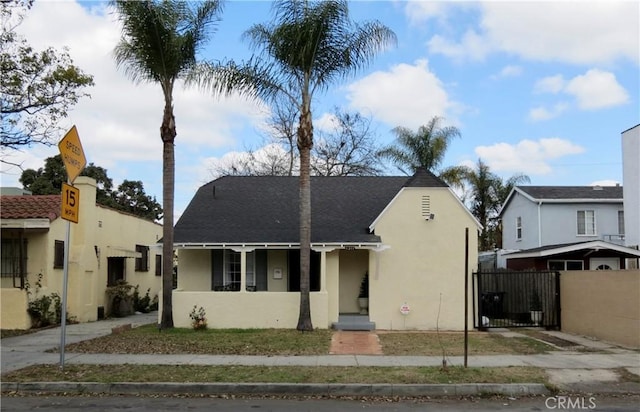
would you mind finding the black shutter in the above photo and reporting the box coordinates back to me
[211,250,223,291]
[255,250,268,291]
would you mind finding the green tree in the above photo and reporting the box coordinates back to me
[19,154,162,220]
[1,0,93,162]
[112,0,223,329]
[190,0,395,330]
[113,180,163,221]
[464,158,530,250]
[378,116,467,189]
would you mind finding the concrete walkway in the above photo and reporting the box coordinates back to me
[2,312,639,396]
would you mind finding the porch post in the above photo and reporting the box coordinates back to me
[232,246,255,293]
[240,249,247,292]
[312,246,336,292]
[370,244,390,280]
[320,250,327,292]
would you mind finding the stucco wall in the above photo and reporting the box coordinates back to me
[501,192,540,250]
[1,177,162,328]
[561,270,640,348]
[0,288,30,329]
[371,187,478,330]
[622,125,640,248]
[172,291,329,329]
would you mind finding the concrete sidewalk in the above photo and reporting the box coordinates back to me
[2,312,639,397]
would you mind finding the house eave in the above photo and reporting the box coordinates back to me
[504,241,640,259]
[174,241,383,250]
[0,218,51,229]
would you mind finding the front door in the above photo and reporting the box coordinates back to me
[107,257,126,286]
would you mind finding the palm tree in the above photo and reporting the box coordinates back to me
[465,158,530,250]
[112,0,224,329]
[189,0,396,331]
[378,116,467,189]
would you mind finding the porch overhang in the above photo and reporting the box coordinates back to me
[503,240,640,259]
[106,246,141,258]
[174,242,385,250]
[1,218,51,230]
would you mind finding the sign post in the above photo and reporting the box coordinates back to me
[57,126,86,369]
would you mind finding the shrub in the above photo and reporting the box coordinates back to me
[25,273,64,328]
[106,280,134,317]
[132,285,152,313]
[189,305,207,330]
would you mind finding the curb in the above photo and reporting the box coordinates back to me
[1,381,550,397]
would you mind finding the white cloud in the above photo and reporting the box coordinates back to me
[531,70,629,118]
[565,69,630,110]
[528,102,568,121]
[426,2,639,65]
[346,59,455,129]
[475,138,585,175]
[495,65,523,78]
[534,75,565,94]
[6,0,267,201]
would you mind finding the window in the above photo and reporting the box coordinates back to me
[577,210,596,235]
[155,254,162,276]
[223,250,254,291]
[618,210,625,235]
[54,240,64,269]
[135,245,149,271]
[516,217,522,240]
[1,238,27,278]
[548,260,583,271]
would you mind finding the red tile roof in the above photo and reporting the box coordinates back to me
[0,195,61,221]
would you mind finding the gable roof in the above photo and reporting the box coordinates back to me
[0,195,61,221]
[174,169,449,246]
[503,240,640,259]
[499,185,623,217]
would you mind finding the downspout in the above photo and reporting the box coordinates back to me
[537,201,542,247]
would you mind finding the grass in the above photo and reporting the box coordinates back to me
[57,325,335,356]
[3,326,558,387]
[2,364,547,385]
[378,331,551,356]
[54,325,553,356]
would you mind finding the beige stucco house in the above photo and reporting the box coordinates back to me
[1,177,162,330]
[171,169,481,330]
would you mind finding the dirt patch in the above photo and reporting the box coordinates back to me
[526,331,577,348]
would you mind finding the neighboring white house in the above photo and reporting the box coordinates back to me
[500,186,625,251]
[622,124,639,249]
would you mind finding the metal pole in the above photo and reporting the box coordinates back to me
[60,190,71,369]
[464,227,469,368]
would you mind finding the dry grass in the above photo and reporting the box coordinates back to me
[2,364,547,385]
[378,331,552,356]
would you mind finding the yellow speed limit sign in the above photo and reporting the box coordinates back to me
[61,182,80,223]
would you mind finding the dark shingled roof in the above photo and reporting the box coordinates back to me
[174,169,448,244]
[517,186,623,200]
[0,195,61,221]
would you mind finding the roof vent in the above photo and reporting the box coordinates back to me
[593,185,603,191]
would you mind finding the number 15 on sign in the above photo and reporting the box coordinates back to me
[61,182,80,223]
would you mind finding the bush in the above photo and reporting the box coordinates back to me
[189,305,207,330]
[106,280,134,317]
[132,285,152,313]
[25,273,64,328]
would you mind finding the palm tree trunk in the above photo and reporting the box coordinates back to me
[160,100,176,329]
[296,105,313,332]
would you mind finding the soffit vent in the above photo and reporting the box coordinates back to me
[422,195,431,220]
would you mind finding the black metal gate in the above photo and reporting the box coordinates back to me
[473,270,561,330]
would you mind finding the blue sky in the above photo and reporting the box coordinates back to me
[2,0,638,217]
